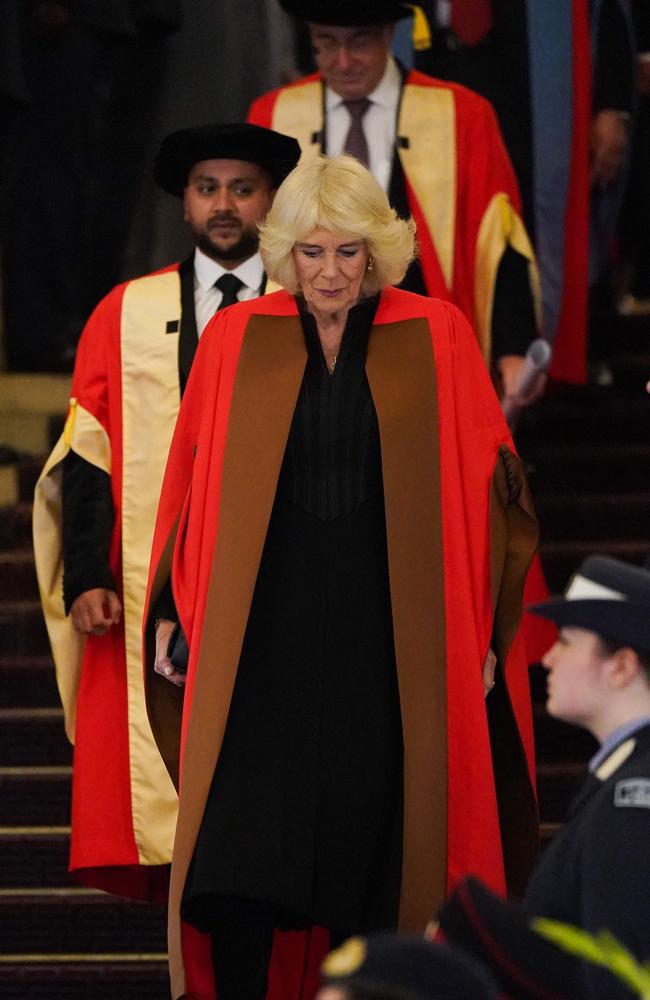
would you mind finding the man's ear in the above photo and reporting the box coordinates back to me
[608,646,643,689]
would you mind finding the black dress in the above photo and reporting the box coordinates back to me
[181,295,404,938]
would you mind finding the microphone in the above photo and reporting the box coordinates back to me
[502,338,552,427]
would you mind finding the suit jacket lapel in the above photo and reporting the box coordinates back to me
[178,254,198,396]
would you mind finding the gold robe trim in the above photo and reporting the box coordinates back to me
[119,271,183,865]
[268,78,457,291]
[33,269,183,865]
[271,80,323,164]
[33,403,111,742]
[397,83,456,290]
[475,192,540,362]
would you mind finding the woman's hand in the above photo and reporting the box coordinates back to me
[154,619,187,688]
[482,647,497,697]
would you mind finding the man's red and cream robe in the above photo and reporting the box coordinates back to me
[248,67,540,367]
[33,265,190,901]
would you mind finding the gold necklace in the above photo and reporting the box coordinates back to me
[329,354,337,373]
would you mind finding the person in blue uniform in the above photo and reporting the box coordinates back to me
[438,553,650,1000]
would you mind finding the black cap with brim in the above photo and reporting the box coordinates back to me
[322,932,498,1000]
[279,0,411,26]
[153,122,302,197]
[438,876,626,1000]
[528,555,650,650]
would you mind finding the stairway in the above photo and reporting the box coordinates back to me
[0,375,167,999]
[517,310,650,842]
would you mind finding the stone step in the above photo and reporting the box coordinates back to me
[0,412,53,455]
[540,540,649,592]
[609,352,650,394]
[0,767,71,826]
[0,550,38,601]
[0,889,167,954]
[0,601,51,658]
[0,464,19,507]
[0,458,45,508]
[517,392,650,449]
[0,373,71,417]
[0,958,168,1000]
[17,457,45,504]
[0,502,33,551]
[0,830,72,889]
[530,669,592,825]
[0,708,71,766]
[527,443,650,495]
[532,704,598,764]
[0,655,60,709]
[535,493,650,543]
[612,312,650,354]
[536,762,584,824]
[0,819,557,889]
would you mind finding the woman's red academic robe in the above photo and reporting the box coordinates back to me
[144,287,539,999]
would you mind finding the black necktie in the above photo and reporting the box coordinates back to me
[342,98,371,167]
[216,273,244,310]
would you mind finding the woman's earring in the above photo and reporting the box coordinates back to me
[367,257,375,271]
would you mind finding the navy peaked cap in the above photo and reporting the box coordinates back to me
[528,555,650,650]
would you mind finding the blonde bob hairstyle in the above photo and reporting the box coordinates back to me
[259,155,417,295]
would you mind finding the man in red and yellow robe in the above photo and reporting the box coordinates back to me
[32,123,300,901]
[248,0,541,400]
[33,264,190,901]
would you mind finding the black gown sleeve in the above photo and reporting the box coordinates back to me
[62,451,116,613]
[491,245,537,360]
[153,579,177,622]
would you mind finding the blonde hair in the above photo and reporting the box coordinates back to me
[259,155,417,294]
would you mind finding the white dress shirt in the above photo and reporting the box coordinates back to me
[193,247,265,336]
[324,55,401,193]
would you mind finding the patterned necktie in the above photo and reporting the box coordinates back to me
[215,273,244,310]
[450,0,493,46]
[342,98,371,167]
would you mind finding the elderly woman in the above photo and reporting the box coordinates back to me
[145,156,539,1000]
